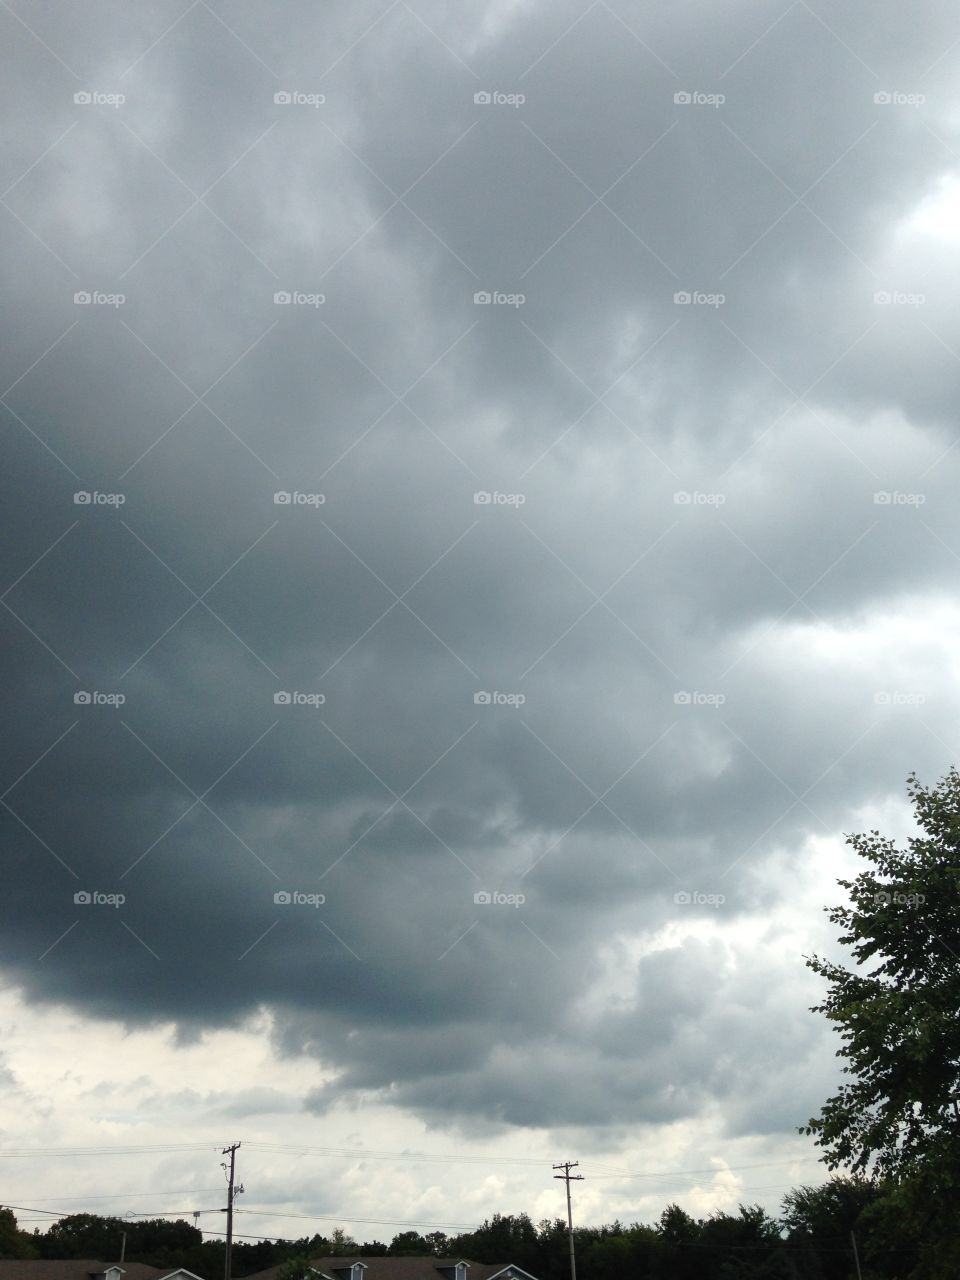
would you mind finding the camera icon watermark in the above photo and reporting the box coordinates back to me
[474,889,525,907]
[873,490,925,506]
[873,690,926,706]
[873,290,924,307]
[74,690,126,707]
[673,90,725,108]
[274,490,325,506]
[274,690,325,707]
[473,290,525,307]
[873,90,925,107]
[74,490,125,505]
[473,490,525,506]
[673,690,725,707]
[274,290,324,307]
[673,491,725,506]
[274,889,325,906]
[74,291,125,308]
[474,690,526,707]
[673,290,725,307]
[473,90,525,107]
[74,90,125,108]
[674,889,725,907]
[273,90,325,107]
[74,889,125,907]
[873,889,925,906]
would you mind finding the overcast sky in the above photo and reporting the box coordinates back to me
[3,0,960,1246]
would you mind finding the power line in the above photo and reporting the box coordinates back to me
[246,1144,553,1168]
[248,1144,815,1180]
[581,1159,820,1180]
[0,1141,823,1184]
[236,1211,480,1230]
[1,1188,224,1203]
[0,1145,228,1157]
[0,1204,224,1220]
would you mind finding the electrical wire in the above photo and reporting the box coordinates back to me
[0,1143,821,1185]
[4,1189,224,1204]
[0,1152,229,1162]
[236,1212,480,1231]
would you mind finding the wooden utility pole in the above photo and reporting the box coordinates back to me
[851,1229,863,1280]
[222,1142,242,1280]
[553,1161,583,1280]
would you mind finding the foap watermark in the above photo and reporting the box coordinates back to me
[474,690,526,707]
[874,690,926,706]
[274,90,325,107]
[874,889,925,907]
[674,490,725,506]
[873,490,925,506]
[473,90,525,107]
[674,290,725,307]
[674,889,725,907]
[74,90,124,108]
[274,490,325,506]
[674,90,725,108]
[274,690,325,707]
[74,490,125,506]
[474,890,525,907]
[74,290,125,307]
[474,490,525,506]
[474,290,525,307]
[274,290,325,307]
[74,890,125,907]
[274,889,325,906]
[74,690,126,707]
[873,90,925,107]
[674,690,726,707]
[874,290,925,307]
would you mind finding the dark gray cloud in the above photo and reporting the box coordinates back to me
[3,0,960,1156]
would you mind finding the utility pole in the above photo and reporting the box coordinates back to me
[553,1161,583,1280]
[222,1143,243,1280]
[850,1229,863,1280]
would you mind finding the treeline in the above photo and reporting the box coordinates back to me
[0,1173,940,1279]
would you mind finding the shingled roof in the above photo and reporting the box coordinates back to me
[0,1263,172,1280]
[238,1258,537,1280]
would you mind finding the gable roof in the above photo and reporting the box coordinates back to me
[481,1268,538,1280]
[0,1264,169,1280]
[239,1258,537,1280]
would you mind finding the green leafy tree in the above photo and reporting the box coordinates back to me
[360,1241,389,1257]
[802,768,960,1277]
[127,1217,203,1268]
[698,1205,783,1279]
[0,1208,38,1259]
[657,1204,699,1246]
[37,1213,203,1265]
[655,1205,701,1280]
[329,1228,358,1254]
[41,1215,126,1260]
[276,1253,316,1280]
[450,1214,539,1271]
[780,1176,880,1280]
[387,1232,431,1256]
[532,1216,570,1280]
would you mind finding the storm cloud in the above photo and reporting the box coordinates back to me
[3,0,960,1204]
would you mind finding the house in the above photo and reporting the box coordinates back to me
[0,1263,204,1280]
[239,1258,538,1280]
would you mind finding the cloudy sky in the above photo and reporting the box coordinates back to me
[3,0,960,1245]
